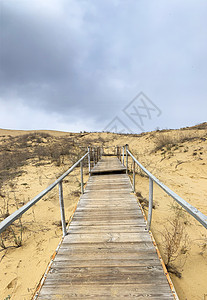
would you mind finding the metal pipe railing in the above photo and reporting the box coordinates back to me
[126,148,207,230]
[88,146,91,175]
[125,146,128,172]
[133,160,135,193]
[0,150,96,236]
[80,161,84,195]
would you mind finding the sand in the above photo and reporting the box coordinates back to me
[0,125,207,299]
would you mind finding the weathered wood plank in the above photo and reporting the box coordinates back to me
[70,220,146,226]
[54,254,159,264]
[56,247,157,258]
[73,210,143,216]
[58,241,156,253]
[38,284,174,299]
[72,215,143,220]
[44,264,169,284]
[68,225,147,233]
[51,258,161,267]
[63,232,152,243]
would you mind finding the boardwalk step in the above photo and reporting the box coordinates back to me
[38,284,174,299]
[91,155,126,175]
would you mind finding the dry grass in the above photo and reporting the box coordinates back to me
[0,133,88,189]
[160,204,190,278]
[0,194,23,250]
[0,132,90,250]
[136,191,156,209]
[195,234,207,256]
[153,130,207,153]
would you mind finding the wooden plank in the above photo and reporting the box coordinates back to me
[69,219,147,226]
[78,200,137,204]
[68,225,147,233]
[42,269,169,285]
[63,232,152,244]
[74,209,142,215]
[72,216,143,220]
[58,241,155,252]
[38,284,174,299]
[54,252,159,262]
[51,258,161,267]
[76,204,140,209]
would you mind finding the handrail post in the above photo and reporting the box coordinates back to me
[58,181,67,237]
[93,147,95,167]
[97,147,99,162]
[133,160,135,192]
[97,147,98,162]
[88,146,91,175]
[147,178,153,230]
[122,146,125,166]
[126,144,128,174]
[80,161,84,194]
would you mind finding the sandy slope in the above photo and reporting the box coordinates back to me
[0,128,71,137]
[0,125,207,299]
[0,163,87,299]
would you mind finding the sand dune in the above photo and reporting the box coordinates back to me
[0,124,206,299]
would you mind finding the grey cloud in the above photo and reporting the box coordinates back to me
[0,0,207,131]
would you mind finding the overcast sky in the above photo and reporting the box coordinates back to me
[0,0,206,134]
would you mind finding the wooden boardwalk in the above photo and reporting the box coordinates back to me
[38,156,175,299]
[91,155,126,174]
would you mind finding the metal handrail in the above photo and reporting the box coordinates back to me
[0,149,102,236]
[123,147,207,230]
